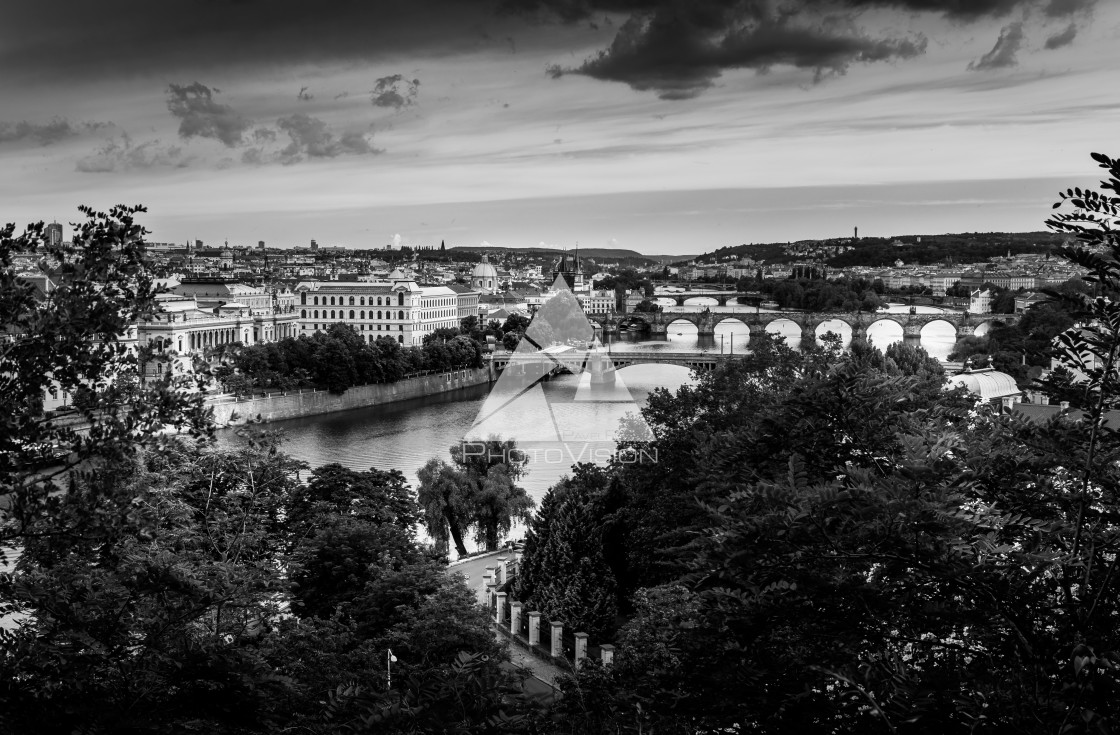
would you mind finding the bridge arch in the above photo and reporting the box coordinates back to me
[714,317,750,351]
[683,296,719,307]
[766,318,802,350]
[814,318,854,348]
[867,318,904,351]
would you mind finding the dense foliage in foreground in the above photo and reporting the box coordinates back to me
[6,152,1120,733]
[519,153,1120,734]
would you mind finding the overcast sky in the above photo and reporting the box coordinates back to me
[1,0,1116,255]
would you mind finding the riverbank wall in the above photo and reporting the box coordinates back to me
[207,367,493,426]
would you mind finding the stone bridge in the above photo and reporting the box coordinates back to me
[652,290,760,306]
[490,349,733,375]
[596,308,1019,344]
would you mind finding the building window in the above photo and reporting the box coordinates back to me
[349,296,355,305]
[331,310,336,319]
[377,297,382,306]
[301,309,306,318]
[399,310,405,320]
[313,309,318,318]
[378,310,382,319]
[398,292,404,306]
[398,335,403,344]
[360,297,365,306]
[349,310,355,319]
[360,310,365,319]
[399,325,403,331]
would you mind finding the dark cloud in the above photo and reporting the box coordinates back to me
[504,0,1036,22]
[0,1,503,82]
[552,4,928,99]
[1043,0,1095,17]
[371,75,421,109]
[166,82,252,147]
[75,134,188,173]
[275,113,381,163]
[518,0,1098,97]
[297,86,314,101]
[252,127,277,143]
[0,118,109,146]
[1044,22,1078,48]
[968,22,1025,70]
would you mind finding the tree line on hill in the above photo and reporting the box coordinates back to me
[697,231,1063,269]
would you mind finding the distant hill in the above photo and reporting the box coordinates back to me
[448,246,659,267]
[688,232,1068,269]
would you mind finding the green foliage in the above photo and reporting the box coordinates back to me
[516,465,619,640]
[537,152,1120,734]
[1,205,210,559]
[418,439,534,556]
[761,276,885,312]
[231,322,484,395]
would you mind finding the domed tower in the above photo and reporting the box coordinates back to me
[470,254,499,294]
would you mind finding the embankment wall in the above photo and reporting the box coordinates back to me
[207,367,492,426]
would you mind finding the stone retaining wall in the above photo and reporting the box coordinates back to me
[207,367,492,426]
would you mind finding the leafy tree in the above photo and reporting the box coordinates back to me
[416,458,474,557]
[1,205,210,562]
[516,465,618,640]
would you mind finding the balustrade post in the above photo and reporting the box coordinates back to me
[550,621,564,659]
[574,632,588,668]
[600,644,615,666]
[528,612,541,646]
[510,601,522,636]
[495,592,506,624]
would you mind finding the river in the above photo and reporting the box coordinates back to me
[214,302,964,550]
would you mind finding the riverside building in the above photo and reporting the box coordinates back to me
[295,272,480,346]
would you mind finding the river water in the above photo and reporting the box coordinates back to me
[216,362,697,506]
[214,302,963,550]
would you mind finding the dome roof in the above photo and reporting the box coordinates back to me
[471,261,498,279]
[947,369,1020,400]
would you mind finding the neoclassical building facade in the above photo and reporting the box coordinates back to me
[295,276,479,346]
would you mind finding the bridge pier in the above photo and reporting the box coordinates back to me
[903,323,923,347]
[589,350,617,386]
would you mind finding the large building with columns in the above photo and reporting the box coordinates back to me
[138,281,300,356]
[295,274,479,346]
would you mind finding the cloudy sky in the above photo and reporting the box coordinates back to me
[1,0,1116,255]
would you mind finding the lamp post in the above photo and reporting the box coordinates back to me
[387,648,398,689]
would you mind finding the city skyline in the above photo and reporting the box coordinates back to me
[1,0,1117,254]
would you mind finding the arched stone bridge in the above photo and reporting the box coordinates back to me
[596,308,1019,342]
[490,349,732,376]
[653,291,760,306]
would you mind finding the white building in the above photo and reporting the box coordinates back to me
[296,274,479,346]
[969,288,992,314]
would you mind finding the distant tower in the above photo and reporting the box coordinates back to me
[854,226,858,240]
[259,240,265,250]
[45,221,63,247]
[310,239,318,251]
